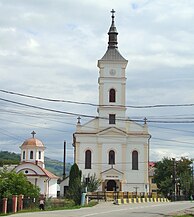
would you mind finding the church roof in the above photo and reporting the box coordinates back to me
[100,48,127,62]
[21,138,44,148]
[21,131,45,148]
[98,10,127,63]
[41,167,59,179]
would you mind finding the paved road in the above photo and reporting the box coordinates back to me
[7,201,194,217]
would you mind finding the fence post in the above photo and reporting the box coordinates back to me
[12,195,18,213]
[18,194,24,211]
[2,198,8,214]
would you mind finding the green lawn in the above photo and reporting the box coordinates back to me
[173,215,194,217]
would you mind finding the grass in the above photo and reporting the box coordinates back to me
[173,215,194,217]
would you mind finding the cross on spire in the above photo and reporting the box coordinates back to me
[111,9,115,19]
[31,131,36,138]
[77,116,81,124]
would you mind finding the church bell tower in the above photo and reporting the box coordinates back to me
[97,9,128,129]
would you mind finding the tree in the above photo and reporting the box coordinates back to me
[82,173,101,192]
[0,167,40,198]
[67,163,82,205]
[154,157,192,198]
[154,157,173,196]
[0,151,20,166]
[176,158,193,197]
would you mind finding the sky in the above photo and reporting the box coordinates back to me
[0,0,194,163]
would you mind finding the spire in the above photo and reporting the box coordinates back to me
[108,9,118,49]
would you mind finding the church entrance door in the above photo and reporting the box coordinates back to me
[107,180,116,191]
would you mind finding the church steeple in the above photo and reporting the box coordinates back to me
[108,9,118,49]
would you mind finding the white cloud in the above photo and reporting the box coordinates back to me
[0,0,193,162]
[26,38,40,50]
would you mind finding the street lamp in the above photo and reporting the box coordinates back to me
[191,158,194,196]
[133,187,139,197]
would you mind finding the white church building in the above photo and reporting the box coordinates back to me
[73,10,151,193]
[15,131,58,198]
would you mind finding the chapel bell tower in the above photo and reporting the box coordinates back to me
[20,131,45,168]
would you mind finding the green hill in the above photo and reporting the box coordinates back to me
[45,157,71,177]
[0,151,71,177]
[0,151,20,166]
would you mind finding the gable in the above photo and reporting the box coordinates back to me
[97,127,127,136]
[129,121,144,130]
[15,162,58,179]
[15,163,45,176]
[101,167,124,180]
[77,118,99,133]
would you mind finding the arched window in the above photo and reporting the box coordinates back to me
[132,150,138,170]
[109,150,115,165]
[39,151,41,159]
[23,151,25,160]
[30,151,33,159]
[109,89,116,102]
[85,150,91,169]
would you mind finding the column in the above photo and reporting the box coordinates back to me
[2,198,7,214]
[18,194,24,211]
[12,195,18,213]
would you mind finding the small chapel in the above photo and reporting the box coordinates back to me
[73,10,151,193]
[14,131,58,198]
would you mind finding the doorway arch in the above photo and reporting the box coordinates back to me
[107,180,116,191]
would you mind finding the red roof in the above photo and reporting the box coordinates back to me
[149,162,156,167]
[41,168,59,179]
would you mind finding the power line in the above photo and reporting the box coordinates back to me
[1,114,193,147]
[1,97,194,124]
[1,107,194,123]
[0,128,24,142]
[1,89,194,108]
[152,137,194,145]
[0,97,95,119]
[0,97,194,147]
[149,124,194,134]
[0,117,70,134]
[1,108,194,134]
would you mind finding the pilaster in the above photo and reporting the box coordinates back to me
[98,143,102,175]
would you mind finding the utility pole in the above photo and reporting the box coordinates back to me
[172,158,176,201]
[191,158,194,195]
[63,140,66,180]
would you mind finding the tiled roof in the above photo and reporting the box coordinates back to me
[41,168,59,179]
[21,138,44,148]
[149,162,156,167]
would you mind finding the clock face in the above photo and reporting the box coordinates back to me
[109,69,116,76]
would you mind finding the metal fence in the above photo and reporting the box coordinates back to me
[87,191,191,202]
[7,198,13,213]
[23,197,38,210]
